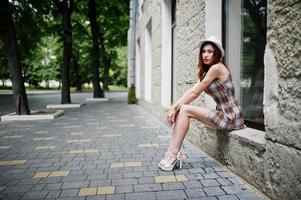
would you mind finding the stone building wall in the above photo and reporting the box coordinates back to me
[131,0,301,199]
[263,0,301,199]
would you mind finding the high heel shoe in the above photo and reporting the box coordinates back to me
[158,151,174,168]
[158,151,183,171]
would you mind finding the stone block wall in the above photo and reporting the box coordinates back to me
[263,1,301,199]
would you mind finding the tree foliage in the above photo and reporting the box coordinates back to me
[0,0,130,90]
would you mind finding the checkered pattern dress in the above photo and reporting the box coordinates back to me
[205,73,246,130]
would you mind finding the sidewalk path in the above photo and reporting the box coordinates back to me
[0,92,268,200]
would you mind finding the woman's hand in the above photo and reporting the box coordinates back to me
[167,105,180,125]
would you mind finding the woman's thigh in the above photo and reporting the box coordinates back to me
[179,105,216,128]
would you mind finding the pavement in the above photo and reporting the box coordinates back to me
[0,91,269,200]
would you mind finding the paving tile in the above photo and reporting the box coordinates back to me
[46,190,61,198]
[202,173,220,179]
[17,179,40,186]
[31,184,46,192]
[155,176,177,183]
[35,145,56,150]
[97,186,115,195]
[86,195,106,200]
[71,132,83,135]
[70,150,84,154]
[102,134,122,137]
[134,183,162,192]
[116,185,133,193]
[124,162,143,167]
[90,180,112,187]
[33,172,51,178]
[112,178,138,186]
[21,191,48,199]
[185,188,207,198]
[0,160,27,166]
[0,146,11,149]
[33,137,54,141]
[106,194,125,200]
[124,172,144,178]
[2,135,24,139]
[221,185,250,194]
[43,183,62,191]
[175,175,188,182]
[61,181,89,189]
[67,139,91,143]
[162,182,185,190]
[34,131,48,134]
[38,177,62,184]
[78,187,97,196]
[156,190,187,200]
[217,178,234,186]
[217,195,239,200]
[125,192,156,200]
[63,125,82,128]
[138,177,155,184]
[49,171,70,177]
[203,186,226,196]
[183,181,203,189]
[3,185,33,193]
[235,192,266,200]
[201,179,221,187]
[118,124,135,127]
[111,162,124,168]
[59,188,80,197]
[138,143,159,147]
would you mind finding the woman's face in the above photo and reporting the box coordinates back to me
[201,44,215,65]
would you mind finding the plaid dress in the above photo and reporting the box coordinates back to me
[205,73,246,130]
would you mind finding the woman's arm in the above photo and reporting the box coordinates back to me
[167,64,222,124]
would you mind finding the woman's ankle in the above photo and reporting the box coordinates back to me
[169,148,180,155]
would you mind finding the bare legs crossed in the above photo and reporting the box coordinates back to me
[161,104,214,166]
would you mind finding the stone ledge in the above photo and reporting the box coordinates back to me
[1,110,64,121]
[46,102,86,109]
[229,128,266,153]
[86,98,109,102]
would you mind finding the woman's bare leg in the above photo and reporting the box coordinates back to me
[165,105,214,163]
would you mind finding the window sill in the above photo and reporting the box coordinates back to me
[228,127,266,153]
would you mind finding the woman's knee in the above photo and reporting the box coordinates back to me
[179,104,191,115]
[179,105,209,119]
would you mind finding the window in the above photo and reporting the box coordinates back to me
[223,0,267,131]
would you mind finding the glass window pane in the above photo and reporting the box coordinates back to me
[241,0,267,130]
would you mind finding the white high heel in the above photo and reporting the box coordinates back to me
[158,151,183,171]
[158,151,172,168]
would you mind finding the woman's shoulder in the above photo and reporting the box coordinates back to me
[211,62,225,68]
[209,62,225,73]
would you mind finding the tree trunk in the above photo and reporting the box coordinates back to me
[88,0,104,98]
[61,0,73,104]
[0,0,30,115]
[103,53,110,91]
[72,54,82,92]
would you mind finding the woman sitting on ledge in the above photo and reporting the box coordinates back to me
[158,35,246,171]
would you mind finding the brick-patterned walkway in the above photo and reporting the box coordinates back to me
[0,92,268,199]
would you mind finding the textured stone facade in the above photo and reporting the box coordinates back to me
[263,1,301,199]
[130,0,301,199]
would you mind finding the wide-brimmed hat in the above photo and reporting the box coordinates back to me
[196,35,225,58]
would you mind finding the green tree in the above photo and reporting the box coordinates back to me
[87,0,104,97]
[99,0,129,90]
[0,0,52,114]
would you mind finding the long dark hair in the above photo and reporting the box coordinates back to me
[198,42,222,81]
